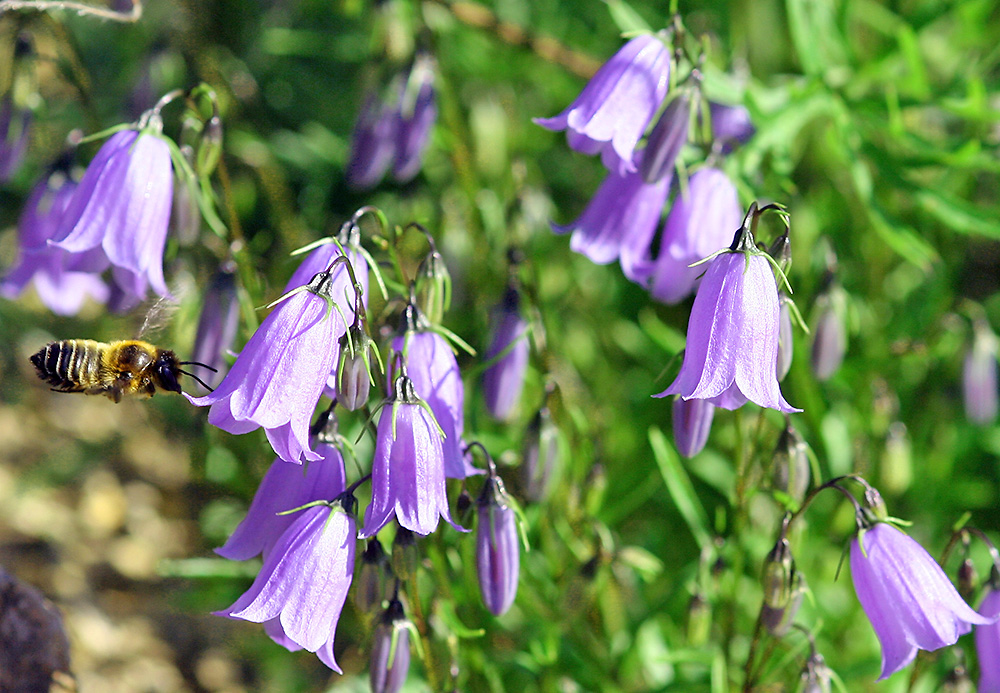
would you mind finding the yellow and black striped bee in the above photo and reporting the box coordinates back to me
[30,340,215,403]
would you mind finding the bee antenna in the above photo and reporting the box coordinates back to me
[179,369,215,393]
[179,360,219,373]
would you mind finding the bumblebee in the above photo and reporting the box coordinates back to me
[30,340,215,403]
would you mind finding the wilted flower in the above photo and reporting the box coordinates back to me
[850,522,993,680]
[360,374,460,537]
[187,267,349,464]
[708,102,755,151]
[535,33,670,175]
[656,204,799,413]
[975,585,1000,692]
[215,496,356,672]
[552,151,670,283]
[640,92,690,185]
[50,126,174,301]
[477,473,520,616]
[0,94,31,182]
[964,321,998,425]
[650,167,741,304]
[483,288,530,421]
[672,396,715,458]
[190,264,239,388]
[370,599,412,693]
[393,54,436,183]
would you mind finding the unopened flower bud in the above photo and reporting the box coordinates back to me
[762,537,795,612]
[522,407,560,502]
[483,288,530,421]
[707,102,755,150]
[879,421,912,495]
[762,569,804,636]
[170,146,201,246]
[337,323,376,410]
[190,264,239,388]
[686,592,711,647]
[393,54,437,183]
[415,249,451,326]
[943,662,973,693]
[476,476,520,616]
[391,527,418,583]
[963,320,998,425]
[355,539,389,614]
[197,112,223,177]
[672,397,715,458]
[640,92,690,184]
[958,558,978,602]
[772,422,810,504]
[776,295,793,381]
[801,651,832,693]
[370,599,411,693]
[811,292,846,381]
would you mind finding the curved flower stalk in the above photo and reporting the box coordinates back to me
[535,33,671,176]
[482,288,531,421]
[360,374,462,537]
[850,522,993,680]
[187,265,353,464]
[50,123,174,302]
[656,203,799,413]
[215,495,357,672]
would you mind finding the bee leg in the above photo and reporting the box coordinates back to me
[107,385,123,403]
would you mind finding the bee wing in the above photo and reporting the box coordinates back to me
[136,293,182,339]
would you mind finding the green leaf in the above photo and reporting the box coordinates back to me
[603,0,652,35]
[915,188,1000,240]
[649,426,711,550]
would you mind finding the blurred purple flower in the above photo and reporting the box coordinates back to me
[535,34,670,176]
[708,102,754,150]
[552,155,669,283]
[650,167,741,304]
[850,523,993,680]
[360,375,461,537]
[963,323,998,425]
[190,265,239,388]
[976,586,1000,692]
[672,396,714,458]
[50,128,173,301]
[370,599,411,693]
[640,92,690,184]
[393,55,436,183]
[811,294,846,381]
[776,293,793,381]
[187,268,347,464]
[482,289,530,421]
[346,91,399,191]
[0,95,31,182]
[216,498,356,672]
[477,476,520,616]
[656,209,799,412]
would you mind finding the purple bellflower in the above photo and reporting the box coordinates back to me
[656,204,799,412]
[976,586,1000,692]
[640,91,690,185]
[346,89,399,191]
[964,321,998,425]
[187,266,350,464]
[776,293,793,381]
[850,522,993,680]
[477,472,520,616]
[392,305,477,478]
[393,54,437,183]
[50,125,174,302]
[552,151,670,283]
[370,599,412,693]
[216,495,357,672]
[650,167,741,304]
[535,33,670,176]
[1,165,109,315]
[483,288,530,421]
[811,292,846,381]
[190,264,240,388]
[707,102,755,151]
[672,396,715,458]
[360,374,462,538]
[0,94,31,182]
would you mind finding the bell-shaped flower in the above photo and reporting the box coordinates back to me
[640,92,690,185]
[707,102,755,151]
[482,288,530,421]
[477,475,520,616]
[552,153,670,283]
[650,167,741,304]
[392,307,476,478]
[850,522,993,680]
[215,496,356,673]
[393,54,436,183]
[964,321,998,425]
[50,126,174,301]
[776,293,793,381]
[187,267,348,464]
[370,599,412,693]
[360,375,461,538]
[656,205,799,412]
[190,264,240,388]
[535,33,670,176]
[346,89,399,191]
[976,586,1000,692]
[810,290,847,381]
[672,396,714,458]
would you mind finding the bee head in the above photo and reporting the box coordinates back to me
[153,351,183,393]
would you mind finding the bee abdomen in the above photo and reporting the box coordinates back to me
[30,340,104,392]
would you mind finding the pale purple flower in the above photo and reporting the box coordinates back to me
[346,91,399,190]
[477,476,520,616]
[656,217,799,412]
[483,289,530,421]
[964,324,998,425]
[976,586,1000,692]
[811,295,846,381]
[0,94,31,182]
[216,499,356,672]
[708,102,754,150]
[650,167,741,304]
[190,265,239,388]
[186,269,346,464]
[50,128,174,301]
[216,439,346,561]
[850,523,993,680]
[672,397,714,458]
[360,375,460,537]
[370,599,411,693]
[393,55,436,183]
[552,155,669,283]
[776,294,793,381]
[535,34,671,176]
[640,92,690,184]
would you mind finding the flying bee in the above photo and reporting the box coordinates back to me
[30,339,216,403]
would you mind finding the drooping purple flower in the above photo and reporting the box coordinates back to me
[811,294,846,381]
[776,293,793,381]
[393,54,437,183]
[672,396,714,458]
[216,436,347,561]
[50,127,174,301]
[640,92,690,185]
[190,264,240,388]
[976,586,1000,692]
[849,522,993,680]
[964,322,998,425]
[216,497,356,673]
[360,375,461,538]
[186,268,347,464]
[346,90,399,191]
[483,289,530,421]
[1,168,109,315]
[0,94,31,182]
[370,599,411,693]
[477,475,520,616]
[535,34,670,176]
[552,153,670,283]
[650,167,741,304]
[656,207,799,413]
[708,102,755,151]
